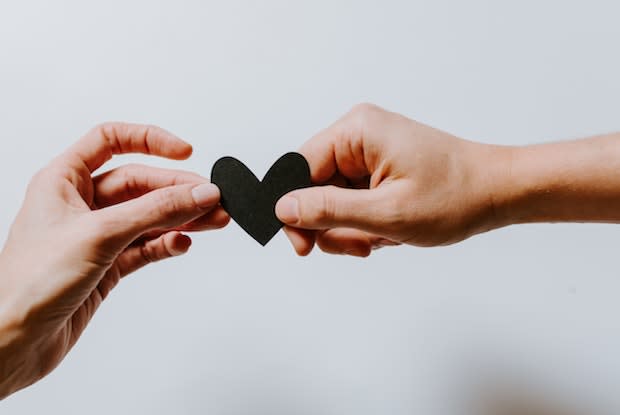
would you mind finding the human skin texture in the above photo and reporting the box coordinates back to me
[276,103,620,257]
[0,123,229,399]
[2,106,619,399]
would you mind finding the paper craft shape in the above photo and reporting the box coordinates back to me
[211,152,311,245]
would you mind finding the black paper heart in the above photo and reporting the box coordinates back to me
[211,152,311,246]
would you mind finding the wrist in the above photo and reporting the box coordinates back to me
[480,143,552,228]
[484,144,527,228]
[465,142,519,234]
[490,144,547,225]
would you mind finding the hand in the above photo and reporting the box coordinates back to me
[0,123,229,399]
[275,104,509,257]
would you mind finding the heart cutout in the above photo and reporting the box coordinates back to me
[211,152,311,246]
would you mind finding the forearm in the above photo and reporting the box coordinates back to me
[0,254,41,400]
[494,133,620,225]
[0,313,30,400]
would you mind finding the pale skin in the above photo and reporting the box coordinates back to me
[0,123,230,399]
[2,104,620,399]
[275,103,620,256]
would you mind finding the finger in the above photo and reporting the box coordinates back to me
[70,231,191,342]
[275,183,398,235]
[177,207,230,231]
[300,103,388,183]
[65,123,193,173]
[316,228,400,257]
[282,226,316,256]
[134,207,230,242]
[93,164,207,208]
[315,228,374,257]
[115,231,192,278]
[95,182,221,247]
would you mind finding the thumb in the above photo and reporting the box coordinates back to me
[275,185,393,234]
[95,182,221,246]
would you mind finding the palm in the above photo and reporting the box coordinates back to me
[7,124,228,387]
[28,167,127,378]
[0,123,229,399]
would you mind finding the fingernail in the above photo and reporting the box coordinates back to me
[192,183,220,208]
[170,236,192,256]
[276,196,299,223]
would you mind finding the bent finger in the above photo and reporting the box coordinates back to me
[317,228,400,257]
[315,228,374,257]
[65,123,193,173]
[177,207,230,231]
[282,226,316,256]
[115,231,192,278]
[93,164,206,208]
[128,207,230,244]
[299,103,389,184]
[94,182,220,248]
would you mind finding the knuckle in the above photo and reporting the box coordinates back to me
[154,189,184,218]
[140,237,170,264]
[139,244,157,264]
[28,167,50,187]
[348,103,381,125]
[91,122,122,153]
[91,122,118,139]
[304,188,335,226]
[94,121,116,130]
[118,163,145,184]
[27,162,67,191]
[159,236,174,259]
[96,274,120,301]
[143,123,161,133]
[350,102,380,116]
[344,103,384,142]
[140,124,164,146]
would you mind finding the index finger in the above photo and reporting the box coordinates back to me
[65,122,193,173]
[299,103,384,184]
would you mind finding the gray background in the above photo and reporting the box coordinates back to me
[1,1,619,414]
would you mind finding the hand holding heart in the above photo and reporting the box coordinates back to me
[0,123,229,399]
[4,105,620,398]
[275,103,510,257]
[0,109,507,398]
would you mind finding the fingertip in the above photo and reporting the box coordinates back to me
[177,142,193,160]
[168,232,192,256]
[155,127,193,159]
[167,139,193,160]
[152,131,193,161]
[297,241,315,257]
[192,183,221,208]
[211,208,231,228]
[275,195,300,224]
[283,226,315,256]
[346,246,372,258]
